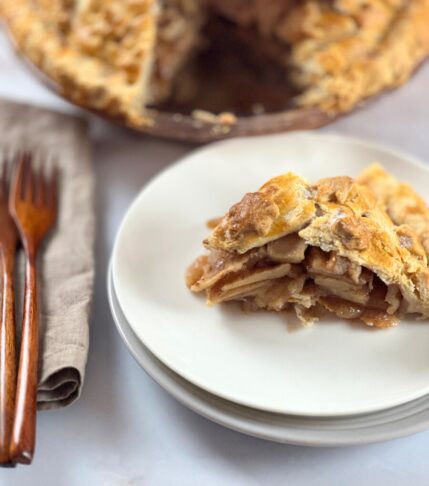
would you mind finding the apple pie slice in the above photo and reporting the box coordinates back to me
[186,171,429,328]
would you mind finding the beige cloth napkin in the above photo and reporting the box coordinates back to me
[0,98,94,410]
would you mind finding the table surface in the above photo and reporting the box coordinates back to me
[1,29,429,486]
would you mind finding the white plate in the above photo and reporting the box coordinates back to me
[112,132,429,417]
[108,267,429,446]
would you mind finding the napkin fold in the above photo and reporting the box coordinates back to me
[0,98,94,410]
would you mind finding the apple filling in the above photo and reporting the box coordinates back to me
[186,232,401,328]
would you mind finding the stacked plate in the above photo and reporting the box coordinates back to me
[108,133,429,446]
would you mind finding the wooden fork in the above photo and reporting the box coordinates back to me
[9,153,58,464]
[0,157,18,466]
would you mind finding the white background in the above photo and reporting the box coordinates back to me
[1,29,429,486]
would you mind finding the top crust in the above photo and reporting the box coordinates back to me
[205,171,429,316]
[357,164,429,258]
[2,0,157,126]
[205,173,316,253]
[293,0,429,113]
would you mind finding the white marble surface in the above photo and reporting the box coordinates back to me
[1,29,429,486]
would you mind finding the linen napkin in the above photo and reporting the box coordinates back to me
[0,98,94,410]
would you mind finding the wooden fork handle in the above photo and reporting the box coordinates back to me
[10,254,39,465]
[0,252,16,465]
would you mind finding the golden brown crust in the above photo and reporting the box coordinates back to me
[205,173,316,253]
[193,168,429,324]
[357,164,429,258]
[294,0,429,113]
[3,0,157,125]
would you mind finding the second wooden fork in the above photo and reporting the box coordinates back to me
[0,157,18,466]
[9,153,58,464]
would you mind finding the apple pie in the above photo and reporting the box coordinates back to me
[186,169,429,328]
[3,0,429,124]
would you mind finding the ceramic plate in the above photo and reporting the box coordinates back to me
[109,267,429,446]
[112,132,429,416]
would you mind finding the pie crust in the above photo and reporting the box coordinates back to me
[3,0,429,124]
[2,0,203,126]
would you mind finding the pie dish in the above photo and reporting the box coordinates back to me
[187,167,429,328]
[3,0,429,138]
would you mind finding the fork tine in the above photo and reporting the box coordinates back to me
[24,153,34,202]
[9,152,26,208]
[47,164,59,211]
[35,167,45,207]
